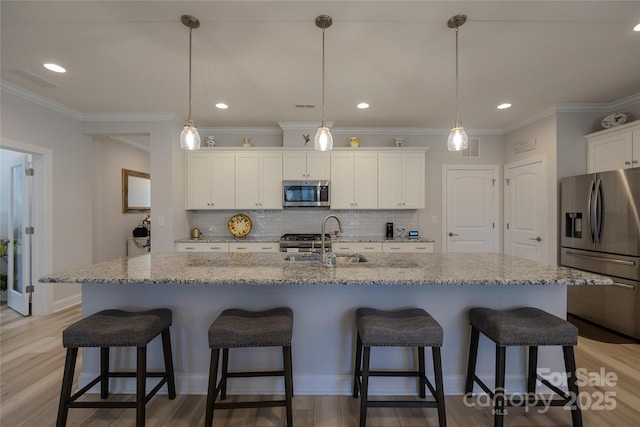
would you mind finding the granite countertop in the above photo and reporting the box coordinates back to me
[39,252,612,286]
[175,236,435,243]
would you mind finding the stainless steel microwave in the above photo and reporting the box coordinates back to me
[283,180,330,207]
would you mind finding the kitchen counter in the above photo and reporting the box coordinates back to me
[40,252,611,397]
[40,252,609,286]
[174,236,435,244]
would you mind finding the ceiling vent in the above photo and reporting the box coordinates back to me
[295,104,315,109]
[461,138,480,158]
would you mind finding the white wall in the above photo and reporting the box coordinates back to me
[0,90,91,313]
[92,136,150,263]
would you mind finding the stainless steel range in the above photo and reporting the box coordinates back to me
[279,234,331,253]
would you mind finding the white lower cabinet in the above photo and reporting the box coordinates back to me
[382,242,434,253]
[332,242,383,253]
[175,242,229,252]
[229,242,280,253]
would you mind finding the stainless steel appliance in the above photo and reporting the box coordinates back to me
[283,180,330,207]
[279,233,331,253]
[560,167,640,339]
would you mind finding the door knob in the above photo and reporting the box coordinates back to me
[529,236,542,242]
[448,232,459,237]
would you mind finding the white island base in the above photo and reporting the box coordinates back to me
[80,282,568,396]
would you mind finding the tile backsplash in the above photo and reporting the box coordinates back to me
[188,209,419,239]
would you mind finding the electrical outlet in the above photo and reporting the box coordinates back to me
[396,226,406,233]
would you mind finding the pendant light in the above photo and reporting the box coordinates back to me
[180,15,201,150]
[447,14,469,152]
[314,15,333,151]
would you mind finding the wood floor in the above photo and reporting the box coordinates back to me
[1,305,639,426]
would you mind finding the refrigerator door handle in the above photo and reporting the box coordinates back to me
[587,178,596,243]
[594,178,603,243]
[565,250,637,266]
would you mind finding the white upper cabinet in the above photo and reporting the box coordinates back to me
[331,151,378,209]
[283,151,330,180]
[378,151,425,209]
[587,121,640,173]
[185,151,235,210]
[235,151,283,209]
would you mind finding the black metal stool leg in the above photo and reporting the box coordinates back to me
[465,327,480,394]
[359,346,371,427]
[56,348,78,427]
[221,348,229,400]
[353,333,363,398]
[136,346,147,427]
[284,345,294,427]
[527,346,538,394]
[418,346,427,398]
[563,345,583,427]
[100,347,109,398]
[205,348,220,427]
[161,328,177,399]
[432,347,447,427]
[494,346,506,427]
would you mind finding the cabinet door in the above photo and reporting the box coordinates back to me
[305,152,331,180]
[330,152,355,209]
[235,153,261,208]
[378,153,403,208]
[210,153,235,209]
[353,153,378,209]
[176,242,229,252]
[229,242,279,252]
[332,242,382,253]
[186,152,214,209]
[402,152,425,209]
[259,152,283,209]
[382,242,433,253]
[588,132,633,173]
[283,152,306,180]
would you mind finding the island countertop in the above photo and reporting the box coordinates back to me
[39,252,612,286]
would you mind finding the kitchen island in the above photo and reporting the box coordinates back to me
[40,252,611,396]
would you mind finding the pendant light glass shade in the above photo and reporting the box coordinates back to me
[314,125,333,151]
[447,14,468,152]
[180,121,201,150]
[447,122,469,151]
[314,15,333,152]
[180,15,200,151]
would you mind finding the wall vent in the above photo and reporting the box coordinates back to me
[461,138,480,158]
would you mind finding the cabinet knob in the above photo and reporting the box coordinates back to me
[633,160,639,164]
[625,161,631,165]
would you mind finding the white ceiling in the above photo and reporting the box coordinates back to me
[2,1,640,132]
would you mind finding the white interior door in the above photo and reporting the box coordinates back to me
[504,158,545,263]
[8,155,32,315]
[443,165,499,253]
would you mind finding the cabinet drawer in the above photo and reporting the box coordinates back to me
[382,242,434,253]
[229,242,279,253]
[176,242,229,252]
[332,242,382,253]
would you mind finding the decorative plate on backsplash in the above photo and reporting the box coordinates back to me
[227,214,252,238]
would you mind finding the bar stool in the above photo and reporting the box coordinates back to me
[352,307,447,427]
[205,307,294,427]
[56,308,176,427]
[465,307,582,427]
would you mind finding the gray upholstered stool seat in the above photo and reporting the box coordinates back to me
[63,308,172,348]
[205,307,294,427]
[56,309,176,427]
[356,307,443,347]
[353,308,446,427]
[469,307,578,346]
[208,307,293,348]
[465,307,582,427]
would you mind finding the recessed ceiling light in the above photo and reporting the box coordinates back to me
[634,22,640,31]
[357,102,370,109]
[497,103,512,110]
[43,63,66,73]
[215,103,228,109]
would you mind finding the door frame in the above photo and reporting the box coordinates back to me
[504,155,547,264]
[1,138,53,315]
[441,164,500,253]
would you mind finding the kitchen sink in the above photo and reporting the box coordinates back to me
[284,254,368,264]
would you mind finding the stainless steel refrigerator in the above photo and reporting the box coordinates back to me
[560,167,640,339]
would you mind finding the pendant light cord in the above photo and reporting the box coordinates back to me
[188,26,193,123]
[455,26,459,126]
[321,26,326,127]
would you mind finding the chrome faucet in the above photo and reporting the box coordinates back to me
[321,214,343,265]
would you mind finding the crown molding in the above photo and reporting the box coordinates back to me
[199,127,282,135]
[1,79,83,120]
[81,112,177,122]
